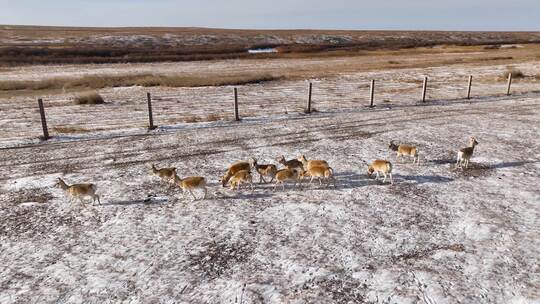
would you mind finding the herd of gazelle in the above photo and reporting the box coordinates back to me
[55,137,479,204]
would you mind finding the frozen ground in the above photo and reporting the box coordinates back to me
[0,61,539,303]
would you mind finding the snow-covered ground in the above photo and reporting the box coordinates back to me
[0,61,539,303]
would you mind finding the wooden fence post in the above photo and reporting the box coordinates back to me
[369,79,375,108]
[466,75,473,100]
[506,73,512,95]
[37,98,49,140]
[421,76,428,103]
[305,82,312,113]
[233,87,240,121]
[146,92,156,130]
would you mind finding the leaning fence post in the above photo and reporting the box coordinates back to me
[421,76,428,103]
[37,98,49,140]
[466,75,473,100]
[146,92,156,130]
[506,73,512,96]
[305,82,312,113]
[233,87,240,121]
[369,79,375,108]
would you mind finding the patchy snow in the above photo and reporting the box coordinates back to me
[0,61,539,303]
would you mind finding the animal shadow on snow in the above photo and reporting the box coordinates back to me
[398,174,454,184]
[336,171,372,189]
[488,160,536,169]
[105,195,169,206]
[215,190,274,201]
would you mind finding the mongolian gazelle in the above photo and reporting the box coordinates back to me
[56,177,101,205]
[151,164,176,186]
[250,158,277,184]
[367,160,394,184]
[456,137,479,168]
[229,170,254,190]
[276,155,304,172]
[297,155,329,171]
[273,168,301,191]
[300,165,336,188]
[221,161,251,187]
[172,174,207,201]
[389,141,419,164]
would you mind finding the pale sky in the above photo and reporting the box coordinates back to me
[1,0,539,30]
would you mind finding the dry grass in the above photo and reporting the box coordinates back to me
[206,114,222,122]
[184,115,201,123]
[1,26,539,66]
[0,73,282,92]
[504,68,526,79]
[74,92,105,105]
[53,126,91,134]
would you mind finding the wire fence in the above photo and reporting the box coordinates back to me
[1,65,538,143]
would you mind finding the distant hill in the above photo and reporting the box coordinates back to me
[1,25,539,65]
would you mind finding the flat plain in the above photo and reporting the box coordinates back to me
[0,28,539,303]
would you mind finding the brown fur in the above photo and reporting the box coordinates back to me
[457,137,479,168]
[276,155,304,172]
[367,160,394,184]
[273,168,301,191]
[56,177,101,205]
[172,174,207,200]
[229,170,253,190]
[389,141,419,164]
[221,161,251,187]
[250,158,277,183]
[297,155,330,171]
[300,165,336,188]
[151,164,177,185]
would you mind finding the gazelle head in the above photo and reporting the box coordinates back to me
[367,165,375,177]
[55,177,68,190]
[297,155,307,163]
[250,158,257,168]
[469,137,479,147]
[388,140,399,151]
[276,155,286,164]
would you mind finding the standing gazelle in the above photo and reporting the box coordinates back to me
[389,141,419,164]
[456,137,479,168]
[297,155,329,171]
[250,158,277,184]
[300,165,336,188]
[367,160,394,184]
[229,170,254,190]
[221,161,251,187]
[151,164,176,186]
[56,177,101,205]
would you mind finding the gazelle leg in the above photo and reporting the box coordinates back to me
[382,173,387,183]
[389,173,394,184]
[189,189,196,200]
[202,187,207,199]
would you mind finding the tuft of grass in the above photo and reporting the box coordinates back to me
[184,115,201,123]
[53,126,90,134]
[206,114,221,122]
[74,92,105,105]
